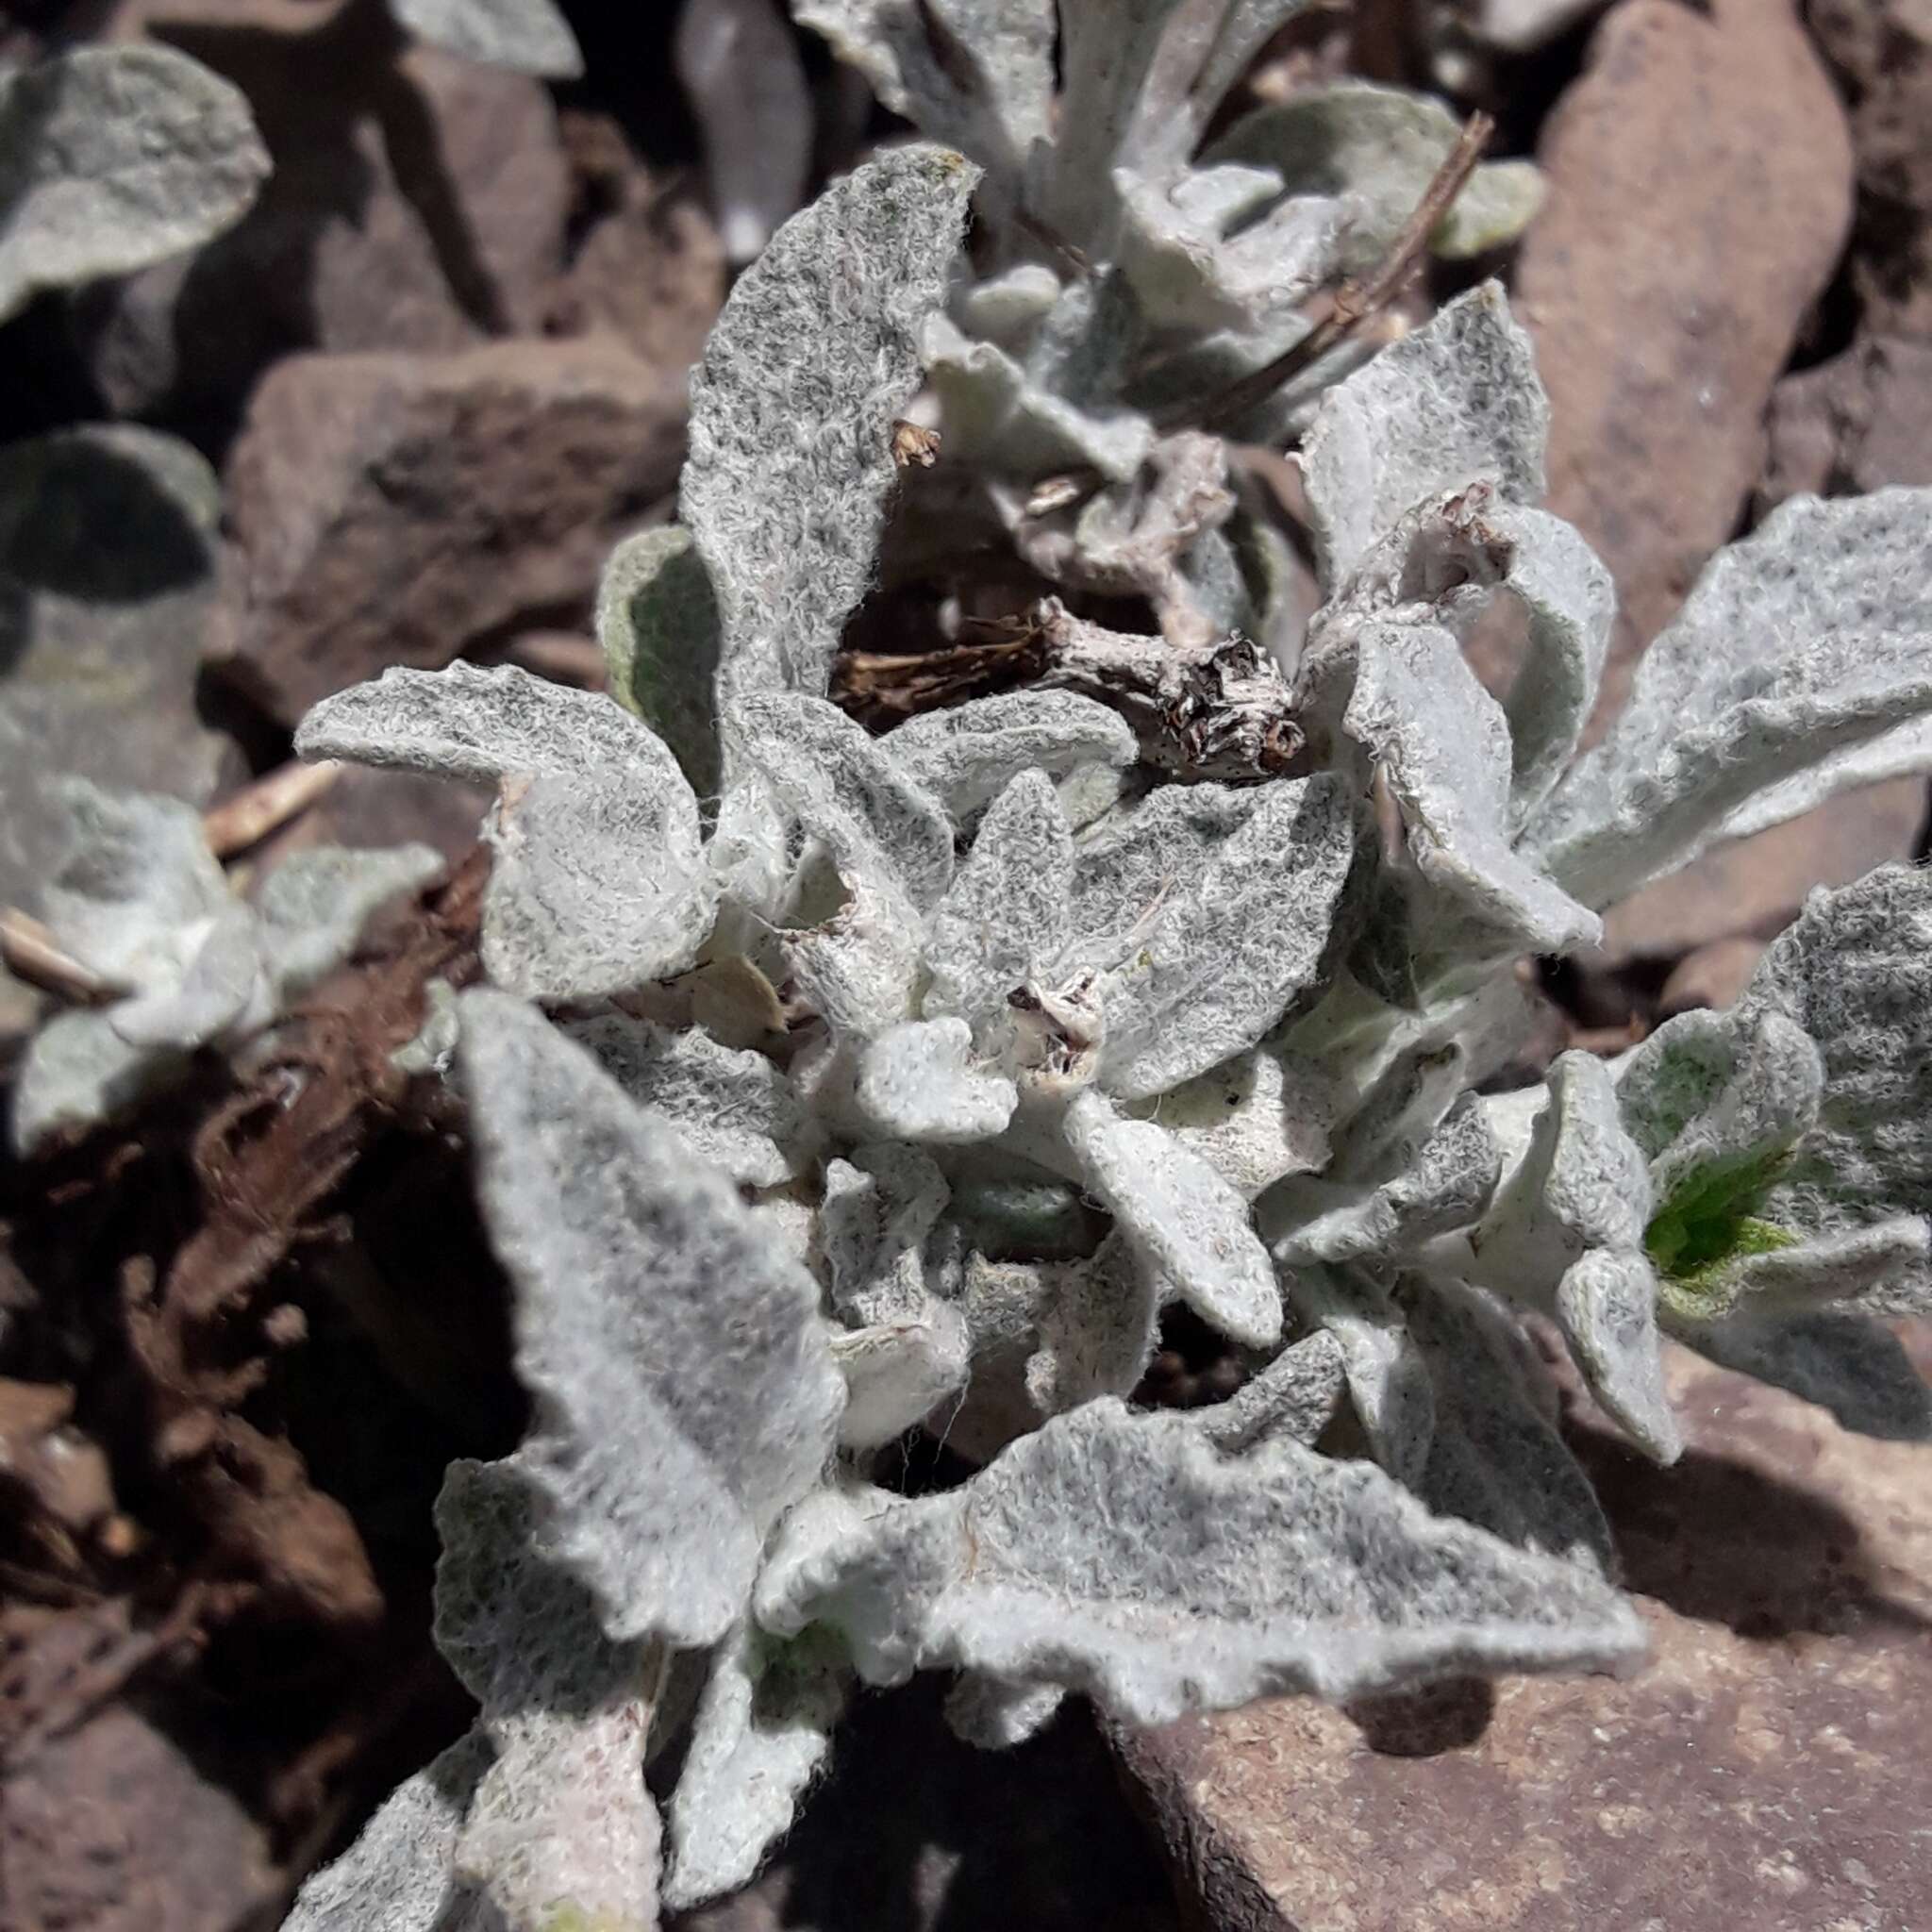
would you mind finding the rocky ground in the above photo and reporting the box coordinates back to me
[2,0,1929,1927]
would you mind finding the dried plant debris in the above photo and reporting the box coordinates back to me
[0,61,1888,1930]
[0,46,269,322]
[10,780,441,1154]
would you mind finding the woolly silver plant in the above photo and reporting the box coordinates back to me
[8,780,444,1154]
[0,2,579,326]
[787,0,1542,662]
[280,145,1932,1932]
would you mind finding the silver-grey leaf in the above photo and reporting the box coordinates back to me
[1299,281,1548,588]
[1521,491,1932,911]
[0,47,270,323]
[756,1396,1646,1725]
[1095,772,1360,1099]
[1065,1089,1282,1350]
[685,144,978,703]
[389,0,585,76]
[457,990,844,1650]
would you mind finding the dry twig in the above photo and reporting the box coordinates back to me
[1167,109,1496,433]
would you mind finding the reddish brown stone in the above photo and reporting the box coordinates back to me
[0,1704,279,1932]
[1593,777,1927,963]
[211,336,687,723]
[75,0,572,426]
[1115,1342,1932,1932]
[1759,335,1932,508]
[1513,0,1854,732]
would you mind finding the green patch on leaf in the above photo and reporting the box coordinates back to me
[1651,1210,1802,1322]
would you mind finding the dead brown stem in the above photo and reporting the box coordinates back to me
[1169,108,1496,434]
[202,761,342,859]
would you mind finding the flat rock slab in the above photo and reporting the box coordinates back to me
[212,335,688,723]
[1595,776,1927,963]
[1116,1341,1932,1932]
[1514,0,1852,732]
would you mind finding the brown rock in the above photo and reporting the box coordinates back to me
[74,0,571,428]
[1594,776,1927,961]
[1514,0,1854,731]
[1759,334,1932,508]
[1116,1342,1932,1932]
[1808,0,1932,339]
[212,336,687,722]
[0,1703,280,1932]
[550,110,727,376]
[1658,935,1769,1014]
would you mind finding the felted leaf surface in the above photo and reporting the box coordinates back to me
[1470,1051,1679,1460]
[1266,1091,1501,1268]
[1299,282,1548,587]
[1641,1012,1824,1276]
[252,843,445,1008]
[38,778,227,990]
[389,0,584,75]
[663,1621,849,1909]
[831,1313,972,1446]
[0,47,270,323]
[1401,1277,1615,1572]
[1522,491,1932,911]
[458,991,844,1649]
[434,1457,659,1932]
[1474,1050,1652,1296]
[483,766,717,1001]
[295,661,660,790]
[1118,1,1323,175]
[1095,773,1359,1100]
[1554,1249,1682,1464]
[756,1396,1645,1724]
[1065,1089,1281,1349]
[1280,1264,1434,1484]
[1726,865,1932,1303]
[792,0,1054,196]
[1114,164,1336,333]
[856,1018,1020,1142]
[282,1728,491,1932]
[820,1145,950,1327]
[924,770,1074,1034]
[1661,1221,1932,1329]
[1188,1329,1347,1454]
[1689,1311,1932,1442]
[1023,1231,1162,1416]
[685,144,977,703]
[597,525,724,801]
[887,691,1140,822]
[563,1011,814,1188]
[1341,621,1599,955]
[922,314,1156,485]
[302,673,714,999]
[735,691,955,911]
[1045,0,1191,242]
[1208,83,1542,274]
[781,874,925,1037]
[1489,506,1617,822]
[1124,1045,1332,1200]
[108,902,258,1051]
[10,1008,182,1156]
